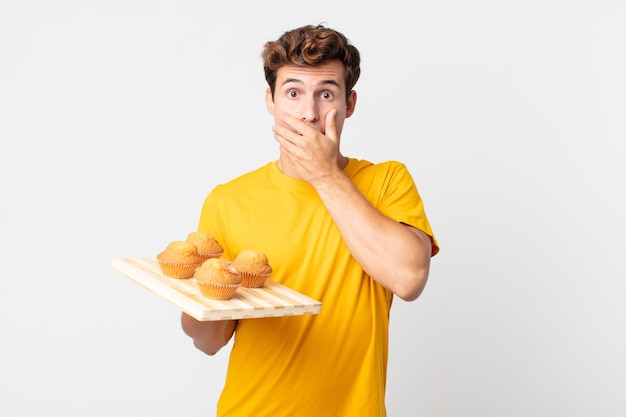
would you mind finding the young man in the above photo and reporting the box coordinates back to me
[181,24,439,416]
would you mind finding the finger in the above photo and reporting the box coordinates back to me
[272,123,299,144]
[324,109,338,144]
[272,125,303,160]
[281,114,313,136]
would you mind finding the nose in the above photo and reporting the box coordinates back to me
[298,97,319,123]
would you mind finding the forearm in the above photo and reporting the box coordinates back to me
[180,313,236,355]
[313,171,432,301]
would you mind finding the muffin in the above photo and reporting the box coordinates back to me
[186,231,224,262]
[232,249,273,288]
[194,258,242,300]
[156,240,203,279]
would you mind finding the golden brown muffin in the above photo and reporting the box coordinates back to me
[194,258,242,300]
[186,231,224,261]
[232,249,273,288]
[156,240,203,279]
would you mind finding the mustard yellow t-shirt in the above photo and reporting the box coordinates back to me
[198,158,438,417]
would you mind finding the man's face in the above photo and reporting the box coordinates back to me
[266,60,356,137]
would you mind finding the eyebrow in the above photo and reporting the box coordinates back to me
[280,78,341,88]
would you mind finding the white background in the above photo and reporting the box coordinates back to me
[1,1,625,416]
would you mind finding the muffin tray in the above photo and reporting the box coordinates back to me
[111,258,322,321]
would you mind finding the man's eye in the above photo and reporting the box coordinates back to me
[288,91,298,98]
[321,92,333,99]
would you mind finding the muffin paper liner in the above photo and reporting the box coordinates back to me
[157,261,201,279]
[238,272,272,288]
[196,282,240,300]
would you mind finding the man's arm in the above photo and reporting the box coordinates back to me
[273,111,433,301]
[313,173,432,301]
[180,313,236,355]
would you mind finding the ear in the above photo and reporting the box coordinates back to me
[345,90,357,118]
[265,88,275,116]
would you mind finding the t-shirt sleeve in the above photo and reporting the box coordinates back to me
[373,162,440,256]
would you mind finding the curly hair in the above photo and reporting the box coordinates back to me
[261,24,361,102]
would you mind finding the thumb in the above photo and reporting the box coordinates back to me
[324,109,338,144]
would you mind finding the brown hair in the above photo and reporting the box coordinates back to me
[261,24,361,101]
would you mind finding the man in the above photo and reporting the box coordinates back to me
[181,24,439,416]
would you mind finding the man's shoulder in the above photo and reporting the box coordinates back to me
[346,157,409,176]
[215,162,273,187]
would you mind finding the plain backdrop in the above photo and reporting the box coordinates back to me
[1,1,625,416]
